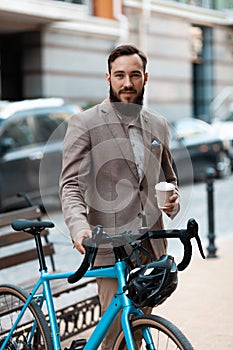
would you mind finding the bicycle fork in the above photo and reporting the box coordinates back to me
[121,308,156,350]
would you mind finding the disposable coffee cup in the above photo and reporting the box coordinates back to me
[155,182,175,209]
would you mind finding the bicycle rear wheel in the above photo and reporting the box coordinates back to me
[0,284,53,350]
[113,314,194,350]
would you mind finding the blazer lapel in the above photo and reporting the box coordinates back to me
[100,100,139,181]
[140,110,152,180]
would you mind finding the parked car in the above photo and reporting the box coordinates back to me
[169,126,194,185]
[0,98,81,212]
[211,107,233,169]
[170,118,231,182]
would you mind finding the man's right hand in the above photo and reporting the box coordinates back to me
[73,228,92,254]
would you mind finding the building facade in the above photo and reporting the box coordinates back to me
[0,0,232,121]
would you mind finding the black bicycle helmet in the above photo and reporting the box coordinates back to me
[124,254,178,308]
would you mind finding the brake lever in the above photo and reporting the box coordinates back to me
[92,224,103,245]
[195,235,206,259]
[187,218,205,259]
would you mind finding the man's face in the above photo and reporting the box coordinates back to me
[106,54,148,105]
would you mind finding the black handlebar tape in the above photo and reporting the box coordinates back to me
[177,239,192,271]
[68,244,97,284]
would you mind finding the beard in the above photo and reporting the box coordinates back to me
[109,84,144,116]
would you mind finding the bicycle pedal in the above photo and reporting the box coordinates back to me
[65,339,87,350]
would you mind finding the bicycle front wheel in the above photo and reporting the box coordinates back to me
[113,314,194,350]
[0,284,53,350]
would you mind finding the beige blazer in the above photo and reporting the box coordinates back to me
[60,99,179,265]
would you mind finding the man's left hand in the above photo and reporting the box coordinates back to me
[162,194,179,217]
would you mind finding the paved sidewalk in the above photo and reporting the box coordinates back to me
[156,235,233,350]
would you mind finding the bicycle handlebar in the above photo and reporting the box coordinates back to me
[68,218,205,284]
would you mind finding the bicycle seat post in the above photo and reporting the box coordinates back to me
[34,229,48,272]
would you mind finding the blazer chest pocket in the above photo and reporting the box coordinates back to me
[151,139,163,156]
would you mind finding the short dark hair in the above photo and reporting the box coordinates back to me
[108,44,147,73]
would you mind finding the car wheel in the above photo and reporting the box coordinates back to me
[216,151,231,178]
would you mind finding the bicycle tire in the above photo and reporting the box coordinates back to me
[113,314,194,350]
[0,284,53,350]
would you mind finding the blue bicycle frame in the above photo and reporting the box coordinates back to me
[0,260,154,350]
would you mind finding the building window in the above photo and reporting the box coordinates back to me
[175,0,213,8]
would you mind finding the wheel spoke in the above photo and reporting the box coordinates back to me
[113,315,194,350]
[0,285,52,350]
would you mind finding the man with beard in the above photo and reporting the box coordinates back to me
[60,44,180,349]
